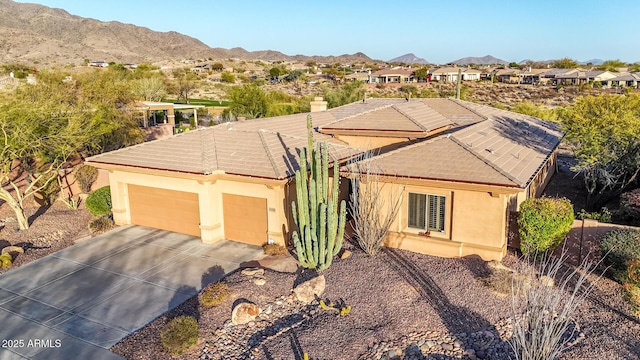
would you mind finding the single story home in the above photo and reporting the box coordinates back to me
[368,68,415,84]
[430,67,482,82]
[87,97,561,261]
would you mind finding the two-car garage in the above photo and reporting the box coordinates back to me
[126,184,268,246]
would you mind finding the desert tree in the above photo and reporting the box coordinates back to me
[133,76,167,101]
[510,251,602,360]
[225,84,269,119]
[596,59,627,72]
[347,151,403,255]
[559,94,640,210]
[552,58,579,69]
[172,68,198,104]
[0,70,141,229]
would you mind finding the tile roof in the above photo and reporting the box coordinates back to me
[344,99,562,188]
[344,137,518,187]
[88,98,561,186]
[87,125,361,180]
[320,101,455,133]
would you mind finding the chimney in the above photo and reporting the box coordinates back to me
[310,96,328,112]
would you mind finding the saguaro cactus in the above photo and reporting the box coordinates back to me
[291,115,346,271]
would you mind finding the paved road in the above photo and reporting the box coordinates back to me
[0,226,264,360]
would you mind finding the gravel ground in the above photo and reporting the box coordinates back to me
[0,199,93,275]
[111,239,640,360]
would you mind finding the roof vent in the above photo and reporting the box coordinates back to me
[486,148,496,155]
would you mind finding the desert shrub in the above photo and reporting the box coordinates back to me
[577,207,611,223]
[88,214,114,234]
[85,186,112,216]
[627,260,640,286]
[263,243,287,256]
[35,174,60,206]
[484,269,533,296]
[518,197,574,254]
[75,165,98,193]
[200,282,229,307]
[619,189,640,223]
[160,316,199,354]
[484,269,516,296]
[510,252,600,360]
[601,229,640,282]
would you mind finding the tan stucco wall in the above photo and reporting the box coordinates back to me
[371,178,520,261]
[103,168,289,245]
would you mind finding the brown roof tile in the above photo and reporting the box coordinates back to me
[88,98,561,186]
[321,106,424,132]
[344,137,517,187]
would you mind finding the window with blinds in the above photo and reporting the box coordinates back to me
[408,192,446,232]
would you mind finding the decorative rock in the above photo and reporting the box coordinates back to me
[387,349,398,358]
[231,302,261,325]
[253,278,266,286]
[241,267,264,276]
[293,275,325,304]
[1,246,24,255]
[340,250,352,259]
[441,342,454,351]
[257,255,299,273]
[539,275,555,287]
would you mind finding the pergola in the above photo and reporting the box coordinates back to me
[137,101,205,128]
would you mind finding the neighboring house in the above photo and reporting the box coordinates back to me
[430,67,482,82]
[495,69,520,84]
[554,69,618,86]
[495,68,556,85]
[608,73,640,88]
[89,60,108,68]
[539,68,576,85]
[87,98,561,262]
[368,68,415,84]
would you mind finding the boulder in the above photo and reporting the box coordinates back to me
[257,255,299,273]
[253,278,266,286]
[293,275,325,304]
[539,275,555,287]
[1,246,24,255]
[231,302,261,325]
[241,268,264,277]
[340,250,352,259]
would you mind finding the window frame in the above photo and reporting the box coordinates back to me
[406,191,449,237]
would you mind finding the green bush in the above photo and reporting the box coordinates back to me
[578,207,612,223]
[85,186,112,216]
[601,229,640,282]
[88,214,114,234]
[75,165,98,193]
[160,316,199,355]
[518,197,574,254]
[200,282,229,307]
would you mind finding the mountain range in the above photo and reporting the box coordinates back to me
[0,0,373,65]
[388,53,429,64]
[0,1,620,67]
[449,55,509,66]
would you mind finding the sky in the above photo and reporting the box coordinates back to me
[15,0,640,64]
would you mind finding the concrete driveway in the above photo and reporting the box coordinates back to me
[0,225,264,360]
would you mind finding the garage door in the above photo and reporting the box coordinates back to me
[223,193,267,245]
[128,184,201,237]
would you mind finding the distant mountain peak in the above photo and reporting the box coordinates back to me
[388,53,429,64]
[450,55,509,66]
